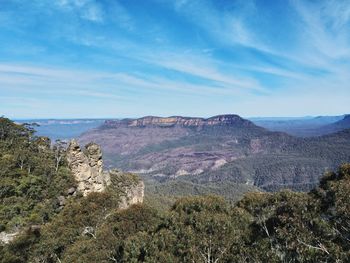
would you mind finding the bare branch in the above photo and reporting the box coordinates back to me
[297,239,329,255]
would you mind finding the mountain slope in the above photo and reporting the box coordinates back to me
[319,115,350,135]
[79,114,350,191]
[80,115,294,177]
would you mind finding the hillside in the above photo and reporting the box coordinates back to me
[80,115,266,170]
[0,118,76,233]
[79,114,350,191]
[318,115,350,135]
[2,160,350,262]
[0,117,144,242]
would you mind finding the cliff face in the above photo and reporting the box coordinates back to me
[66,140,144,208]
[119,182,144,209]
[109,170,145,210]
[103,114,256,128]
[66,140,111,196]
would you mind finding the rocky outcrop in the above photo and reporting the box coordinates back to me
[0,231,19,244]
[66,140,144,209]
[66,140,111,196]
[118,180,145,209]
[109,170,145,209]
[0,226,40,245]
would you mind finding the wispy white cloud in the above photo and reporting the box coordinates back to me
[142,52,264,91]
[1,0,349,117]
[291,0,350,60]
[171,0,264,50]
[56,0,104,23]
[169,0,350,82]
[0,63,255,99]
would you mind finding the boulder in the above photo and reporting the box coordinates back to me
[58,195,66,206]
[67,187,76,195]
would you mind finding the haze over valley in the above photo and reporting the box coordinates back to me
[1,0,350,262]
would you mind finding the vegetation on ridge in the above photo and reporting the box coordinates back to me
[1,164,350,262]
[0,117,76,231]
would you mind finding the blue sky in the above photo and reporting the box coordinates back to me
[0,0,350,118]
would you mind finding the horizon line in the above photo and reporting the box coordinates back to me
[8,113,348,121]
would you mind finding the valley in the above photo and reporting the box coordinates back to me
[15,119,107,141]
[250,115,350,137]
[1,116,350,262]
[2,1,350,261]
[79,114,350,193]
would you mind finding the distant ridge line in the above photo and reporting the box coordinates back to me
[102,114,256,128]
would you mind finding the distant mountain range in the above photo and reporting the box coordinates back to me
[16,114,350,142]
[14,114,350,195]
[250,114,349,137]
[79,114,350,192]
[320,114,350,134]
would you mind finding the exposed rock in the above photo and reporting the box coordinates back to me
[0,231,18,244]
[66,141,144,209]
[118,180,145,209]
[85,142,103,175]
[82,226,95,238]
[250,139,263,153]
[109,170,145,210]
[212,159,227,170]
[103,114,255,128]
[58,195,66,206]
[67,187,76,195]
[66,140,111,196]
[176,169,190,176]
[0,225,42,245]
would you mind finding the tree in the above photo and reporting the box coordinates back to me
[53,140,67,173]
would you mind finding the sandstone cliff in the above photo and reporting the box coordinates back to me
[109,170,145,210]
[102,114,255,128]
[66,140,144,208]
[66,140,110,196]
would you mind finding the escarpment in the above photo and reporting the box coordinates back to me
[66,140,144,208]
[102,114,256,128]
